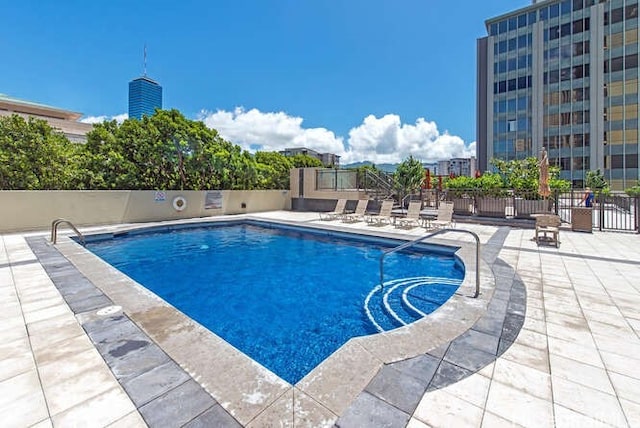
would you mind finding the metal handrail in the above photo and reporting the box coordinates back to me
[51,218,86,245]
[379,228,481,298]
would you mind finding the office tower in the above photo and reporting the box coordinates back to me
[477,0,639,189]
[128,76,162,120]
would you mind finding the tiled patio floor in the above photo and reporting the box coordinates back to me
[1,211,639,427]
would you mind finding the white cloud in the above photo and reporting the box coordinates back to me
[80,113,128,124]
[346,115,475,164]
[199,107,345,155]
[199,108,476,165]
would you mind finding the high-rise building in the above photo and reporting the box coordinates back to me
[128,76,162,120]
[477,0,639,190]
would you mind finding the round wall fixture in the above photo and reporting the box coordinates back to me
[173,196,187,211]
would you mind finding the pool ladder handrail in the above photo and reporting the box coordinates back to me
[51,218,86,245]
[379,228,481,298]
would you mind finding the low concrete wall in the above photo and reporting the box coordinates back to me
[0,190,291,232]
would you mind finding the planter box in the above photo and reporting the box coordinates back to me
[515,199,550,218]
[451,197,474,215]
[572,207,593,232]
[477,197,510,218]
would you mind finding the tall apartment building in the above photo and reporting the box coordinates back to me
[477,0,639,189]
[128,76,162,120]
[437,157,477,177]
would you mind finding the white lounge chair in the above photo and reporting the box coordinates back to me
[397,201,422,229]
[342,199,369,223]
[319,199,347,221]
[365,200,394,226]
[428,202,454,230]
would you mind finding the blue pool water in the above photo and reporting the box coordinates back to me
[87,222,464,383]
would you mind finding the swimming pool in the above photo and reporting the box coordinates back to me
[86,221,464,383]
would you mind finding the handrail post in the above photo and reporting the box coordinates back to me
[379,228,481,298]
[50,218,86,245]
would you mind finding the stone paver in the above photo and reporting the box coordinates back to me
[1,212,639,427]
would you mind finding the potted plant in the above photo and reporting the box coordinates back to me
[444,175,475,215]
[474,172,511,217]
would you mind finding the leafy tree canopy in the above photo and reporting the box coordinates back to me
[0,110,301,191]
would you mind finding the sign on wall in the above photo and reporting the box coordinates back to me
[204,191,223,209]
[154,191,166,202]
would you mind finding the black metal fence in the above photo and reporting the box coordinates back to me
[428,188,638,233]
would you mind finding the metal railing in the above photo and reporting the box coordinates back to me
[379,228,481,298]
[51,218,85,245]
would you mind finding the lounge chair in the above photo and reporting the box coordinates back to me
[342,199,369,223]
[319,199,347,221]
[365,200,394,226]
[428,202,454,230]
[396,201,423,229]
[535,214,561,247]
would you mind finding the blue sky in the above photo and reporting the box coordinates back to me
[2,0,530,164]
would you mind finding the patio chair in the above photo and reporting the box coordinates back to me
[535,214,561,247]
[428,202,454,230]
[365,200,394,226]
[342,199,369,223]
[319,199,347,221]
[396,201,423,229]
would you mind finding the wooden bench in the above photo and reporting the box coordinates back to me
[535,214,561,248]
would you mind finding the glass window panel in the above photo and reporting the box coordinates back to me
[509,17,517,31]
[550,3,560,18]
[517,96,528,110]
[625,79,638,95]
[508,38,517,51]
[490,23,498,36]
[549,25,560,40]
[573,18,584,33]
[528,11,537,24]
[573,0,584,11]
[508,58,517,71]
[627,29,638,46]
[507,98,517,111]
[541,7,549,21]
[499,20,507,33]
[626,4,639,20]
[518,76,527,89]
[499,60,507,73]
[518,35,527,49]
[518,14,527,28]
[611,7,624,24]
[562,0,572,14]
[518,55,527,69]
[561,22,571,37]
[626,53,638,70]
[508,78,517,91]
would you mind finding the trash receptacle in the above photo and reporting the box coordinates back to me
[571,207,593,232]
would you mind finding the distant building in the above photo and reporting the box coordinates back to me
[128,76,162,120]
[422,162,439,175]
[438,157,477,177]
[280,147,341,167]
[0,93,93,142]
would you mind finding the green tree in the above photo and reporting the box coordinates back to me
[289,154,323,168]
[394,156,424,203]
[254,151,293,189]
[0,114,83,189]
[584,169,608,191]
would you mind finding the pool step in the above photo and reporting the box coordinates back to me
[364,277,462,333]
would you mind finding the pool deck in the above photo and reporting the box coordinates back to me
[1,211,639,427]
